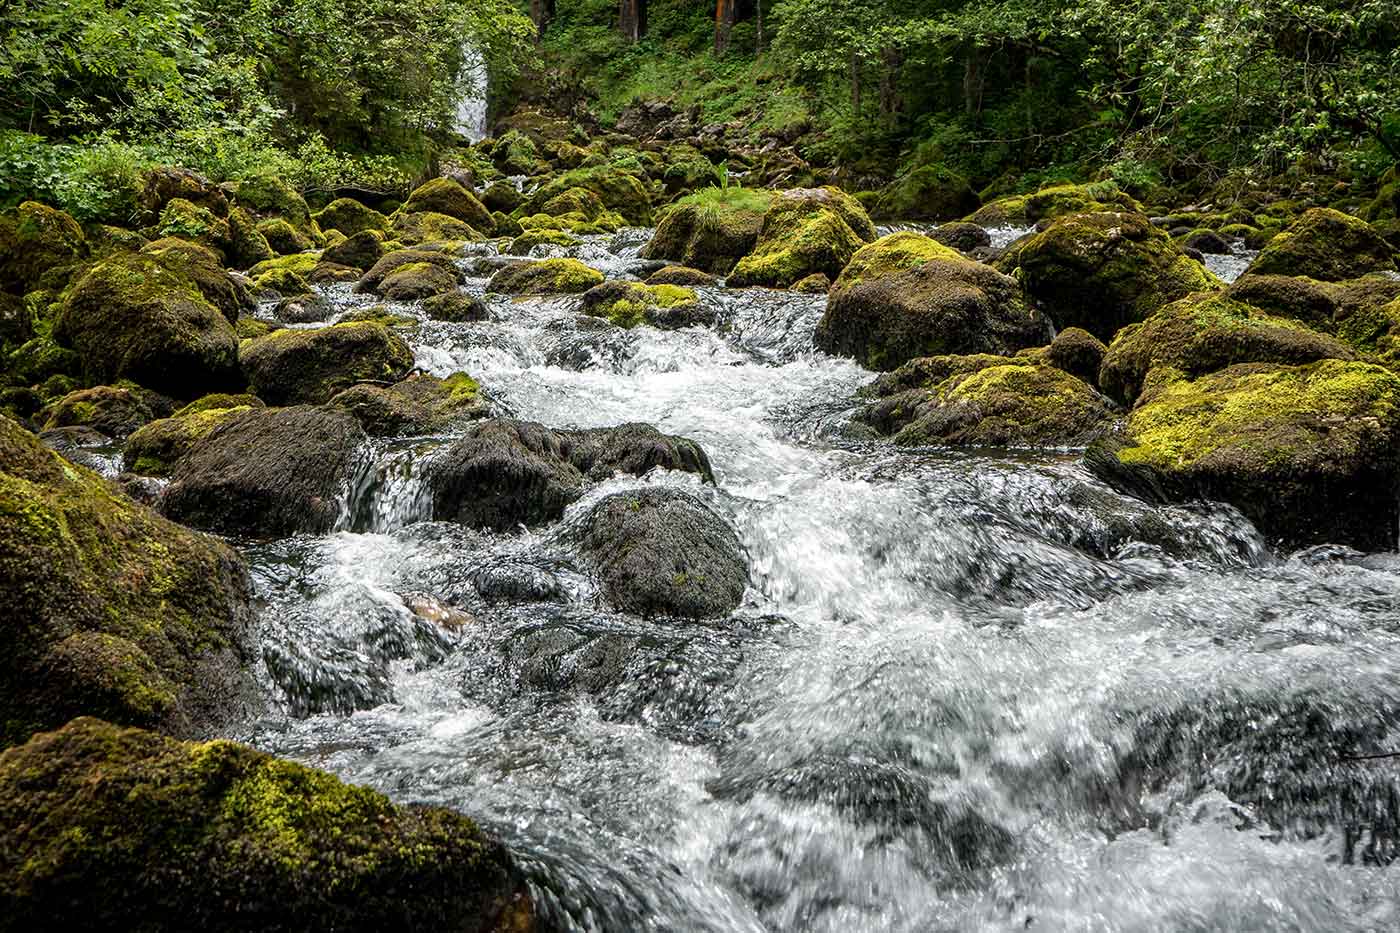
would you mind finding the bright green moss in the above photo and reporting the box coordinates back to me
[729,188,875,289]
[313,198,388,236]
[832,231,963,293]
[508,228,579,254]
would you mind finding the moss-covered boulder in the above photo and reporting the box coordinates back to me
[874,165,979,221]
[230,175,319,244]
[1088,360,1400,550]
[378,262,459,300]
[0,416,258,745]
[647,265,717,287]
[814,232,1051,371]
[256,217,313,255]
[969,181,1143,227]
[641,188,772,274]
[0,201,88,295]
[156,198,231,254]
[240,322,415,406]
[481,180,522,214]
[159,405,369,537]
[321,229,384,271]
[493,129,545,176]
[122,404,254,476]
[521,166,653,225]
[313,197,388,236]
[509,229,579,254]
[1244,208,1396,281]
[855,354,1113,447]
[579,281,710,330]
[998,211,1220,342]
[423,292,489,322]
[0,717,535,931]
[578,488,748,620]
[137,167,228,223]
[331,372,487,436]
[356,249,463,295]
[225,206,274,269]
[1040,327,1107,387]
[52,252,241,399]
[39,385,174,438]
[929,222,992,253]
[403,178,494,234]
[139,237,255,323]
[429,420,713,531]
[1099,293,1358,405]
[728,187,878,289]
[389,210,482,246]
[486,258,604,296]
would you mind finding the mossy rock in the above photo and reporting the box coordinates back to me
[521,166,653,225]
[0,202,89,295]
[0,291,31,352]
[646,265,717,287]
[508,229,579,255]
[4,335,81,388]
[240,322,416,406]
[1225,273,1400,361]
[52,252,241,399]
[641,188,772,274]
[728,187,878,289]
[814,232,1051,371]
[331,372,488,436]
[313,197,388,236]
[492,129,545,176]
[661,158,723,197]
[1099,293,1359,405]
[175,392,264,416]
[1040,327,1107,387]
[156,198,231,255]
[375,262,456,301]
[1244,208,1396,282]
[225,206,274,269]
[486,259,604,296]
[856,354,1113,447]
[579,281,710,330]
[256,218,313,256]
[929,222,992,253]
[231,175,316,234]
[481,181,522,214]
[422,292,489,323]
[137,167,228,223]
[321,230,384,271]
[122,405,253,476]
[389,210,481,246]
[40,385,174,439]
[1087,360,1400,550]
[998,211,1220,342]
[0,416,258,745]
[0,717,536,931]
[791,272,831,294]
[356,249,463,295]
[969,181,1143,227]
[139,237,255,323]
[493,212,524,238]
[403,178,494,234]
[539,186,607,221]
[874,165,979,221]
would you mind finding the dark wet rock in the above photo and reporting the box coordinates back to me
[1086,360,1400,550]
[929,221,992,253]
[791,272,831,294]
[728,187,878,289]
[273,292,332,324]
[159,405,369,538]
[997,211,1220,342]
[240,322,416,406]
[321,229,384,270]
[577,487,748,620]
[646,265,717,287]
[1041,327,1107,387]
[481,180,522,214]
[0,416,258,745]
[423,292,489,322]
[486,258,604,296]
[1183,229,1231,254]
[356,248,464,295]
[1246,208,1396,282]
[331,373,487,436]
[312,197,388,236]
[0,717,537,932]
[429,420,713,531]
[39,385,175,438]
[856,354,1113,447]
[814,231,1051,371]
[641,191,770,274]
[471,561,564,604]
[123,404,256,477]
[379,261,459,300]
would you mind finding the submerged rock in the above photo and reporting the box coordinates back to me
[814,232,1050,371]
[1245,208,1396,282]
[1087,360,1400,550]
[159,405,368,538]
[0,416,257,745]
[0,717,535,932]
[578,487,748,619]
[429,419,713,531]
[728,187,877,289]
[240,322,416,406]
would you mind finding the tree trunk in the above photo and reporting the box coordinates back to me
[962,45,982,117]
[619,0,647,42]
[851,52,862,113]
[530,0,555,40]
[715,0,737,55]
[755,0,764,53]
[878,46,903,126]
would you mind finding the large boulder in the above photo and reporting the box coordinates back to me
[968,181,1143,227]
[240,322,415,406]
[0,718,536,932]
[404,178,495,234]
[122,403,257,477]
[390,210,484,246]
[486,258,604,296]
[874,165,979,221]
[52,252,241,399]
[1087,360,1400,550]
[727,187,878,289]
[1245,208,1396,281]
[641,188,772,273]
[321,230,383,270]
[429,420,713,531]
[520,166,653,225]
[0,202,88,294]
[856,354,1113,447]
[814,232,1051,371]
[229,175,320,245]
[579,281,711,330]
[997,211,1220,342]
[0,416,257,745]
[313,197,388,236]
[139,237,256,322]
[39,385,174,438]
[578,488,748,620]
[331,373,488,436]
[378,261,459,300]
[159,406,369,538]
[1098,293,1357,405]
[356,249,463,295]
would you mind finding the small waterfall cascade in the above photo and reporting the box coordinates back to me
[453,41,489,141]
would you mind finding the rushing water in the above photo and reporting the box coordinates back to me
[453,42,490,142]
[231,229,1400,931]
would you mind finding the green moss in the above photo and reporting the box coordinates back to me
[831,231,963,292]
[313,198,388,236]
[0,201,89,295]
[256,218,313,256]
[157,198,228,247]
[240,322,416,405]
[226,206,274,269]
[389,210,481,246]
[330,372,487,435]
[124,406,251,476]
[1246,208,1396,281]
[728,187,876,289]
[521,165,653,225]
[486,258,604,296]
[874,164,978,221]
[509,228,579,254]
[232,175,314,230]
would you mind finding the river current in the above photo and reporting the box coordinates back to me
[230,229,1400,931]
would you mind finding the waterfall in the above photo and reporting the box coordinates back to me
[453,41,489,142]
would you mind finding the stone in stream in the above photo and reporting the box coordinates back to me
[239,321,416,406]
[641,189,770,274]
[646,264,717,287]
[312,197,388,237]
[1244,207,1396,281]
[0,415,259,746]
[38,384,176,439]
[727,186,878,289]
[355,248,464,295]
[855,353,1113,448]
[1041,327,1108,388]
[0,718,537,932]
[159,405,369,538]
[377,260,460,300]
[578,487,748,620]
[429,419,714,531]
[320,229,384,270]
[485,258,605,296]
[995,210,1219,342]
[330,372,488,436]
[578,280,714,329]
[967,181,1144,227]
[1086,359,1400,550]
[423,291,489,322]
[928,221,992,253]
[122,402,259,477]
[814,231,1051,371]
